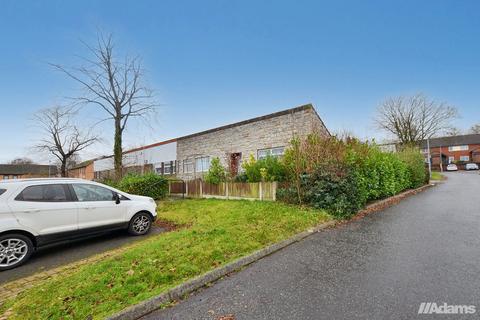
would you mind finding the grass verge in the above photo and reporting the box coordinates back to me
[431,171,445,181]
[1,199,330,319]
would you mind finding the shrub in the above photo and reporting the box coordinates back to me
[117,173,168,200]
[397,147,426,188]
[241,154,287,182]
[204,157,226,184]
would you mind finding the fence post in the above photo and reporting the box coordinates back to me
[272,181,277,201]
[226,181,229,199]
[199,180,203,198]
[185,181,189,197]
[259,182,263,201]
[168,181,171,195]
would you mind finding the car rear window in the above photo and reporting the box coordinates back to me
[0,189,6,196]
[15,184,69,202]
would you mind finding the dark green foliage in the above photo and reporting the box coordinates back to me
[279,134,426,218]
[204,157,226,184]
[117,173,168,200]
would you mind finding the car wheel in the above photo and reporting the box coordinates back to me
[128,212,152,236]
[0,234,34,271]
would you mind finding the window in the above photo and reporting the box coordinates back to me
[12,175,18,179]
[195,156,210,172]
[0,189,6,196]
[72,184,115,202]
[3,176,9,180]
[16,184,68,202]
[448,156,455,163]
[164,162,172,175]
[448,145,469,152]
[460,155,470,162]
[183,159,194,173]
[257,147,285,160]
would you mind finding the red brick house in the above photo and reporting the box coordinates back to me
[420,134,480,170]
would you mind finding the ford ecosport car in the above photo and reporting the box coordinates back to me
[0,178,157,270]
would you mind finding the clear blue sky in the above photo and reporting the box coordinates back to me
[1,0,480,163]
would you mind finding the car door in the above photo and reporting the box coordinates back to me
[9,183,78,237]
[70,183,127,230]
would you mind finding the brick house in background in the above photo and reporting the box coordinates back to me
[68,160,95,180]
[420,134,480,170]
[176,104,330,180]
[0,164,58,180]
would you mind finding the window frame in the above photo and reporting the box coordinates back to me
[15,184,73,202]
[459,155,470,162]
[195,156,211,173]
[183,158,194,173]
[448,145,469,152]
[257,146,285,160]
[70,183,117,202]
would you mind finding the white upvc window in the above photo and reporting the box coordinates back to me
[448,156,455,163]
[257,147,285,160]
[195,156,210,172]
[459,155,470,162]
[183,159,194,173]
[448,145,469,152]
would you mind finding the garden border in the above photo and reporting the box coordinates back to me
[108,182,435,320]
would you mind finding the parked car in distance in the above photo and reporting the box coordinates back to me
[465,163,479,170]
[0,178,157,271]
[446,164,458,171]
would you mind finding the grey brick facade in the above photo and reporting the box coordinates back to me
[176,104,329,180]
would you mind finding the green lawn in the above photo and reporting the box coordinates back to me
[430,171,445,181]
[1,199,331,319]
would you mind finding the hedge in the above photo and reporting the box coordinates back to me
[116,173,169,200]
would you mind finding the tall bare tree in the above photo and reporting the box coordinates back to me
[51,33,157,179]
[470,124,480,134]
[34,106,97,177]
[375,94,459,144]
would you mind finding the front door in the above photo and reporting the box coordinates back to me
[71,183,127,230]
[230,153,242,176]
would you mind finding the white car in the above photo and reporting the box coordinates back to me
[465,163,479,170]
[0,178,157,270]
[446,164,458,171]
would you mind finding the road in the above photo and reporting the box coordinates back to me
[144,171,480,320]
[0,226,164,284]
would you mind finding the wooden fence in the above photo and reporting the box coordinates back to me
[169,179,277,201]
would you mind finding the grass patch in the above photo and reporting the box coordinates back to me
[3,199,330,319]
[430,171,445,181]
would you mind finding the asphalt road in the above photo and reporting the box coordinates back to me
[0,226,164,284]
[144,171,480,320]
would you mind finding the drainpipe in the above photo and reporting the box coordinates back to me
[427,138,432,179]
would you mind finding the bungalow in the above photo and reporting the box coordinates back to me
[93,139,177,180]
[176,104,330,180]
[420,134,480,170]
[90,104,330,181]
[0,164,58,180]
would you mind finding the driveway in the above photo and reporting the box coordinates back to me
[144,171,480,319]
[0,226,164,284]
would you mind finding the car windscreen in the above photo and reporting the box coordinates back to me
[0,189,6,196]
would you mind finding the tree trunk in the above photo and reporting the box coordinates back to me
[61,159,67,177]
[113,117,123,180]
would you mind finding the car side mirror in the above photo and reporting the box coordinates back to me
[114,193,121,205]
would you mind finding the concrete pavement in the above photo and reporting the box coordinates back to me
[144,172,480,319]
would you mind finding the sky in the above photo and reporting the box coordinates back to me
[1,0,480,163]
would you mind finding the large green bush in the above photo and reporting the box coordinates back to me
[117,173,168,200]
[279,134,426,218]
[242,154,287,182]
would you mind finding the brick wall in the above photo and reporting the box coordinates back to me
[176,106,329,180]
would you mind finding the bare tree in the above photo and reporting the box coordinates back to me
[51,32,157,179]
[444,127,463,136]
[34,106,98,177]
[470,124,480,134]
[10,158,34,165]
[375,93,459,144]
